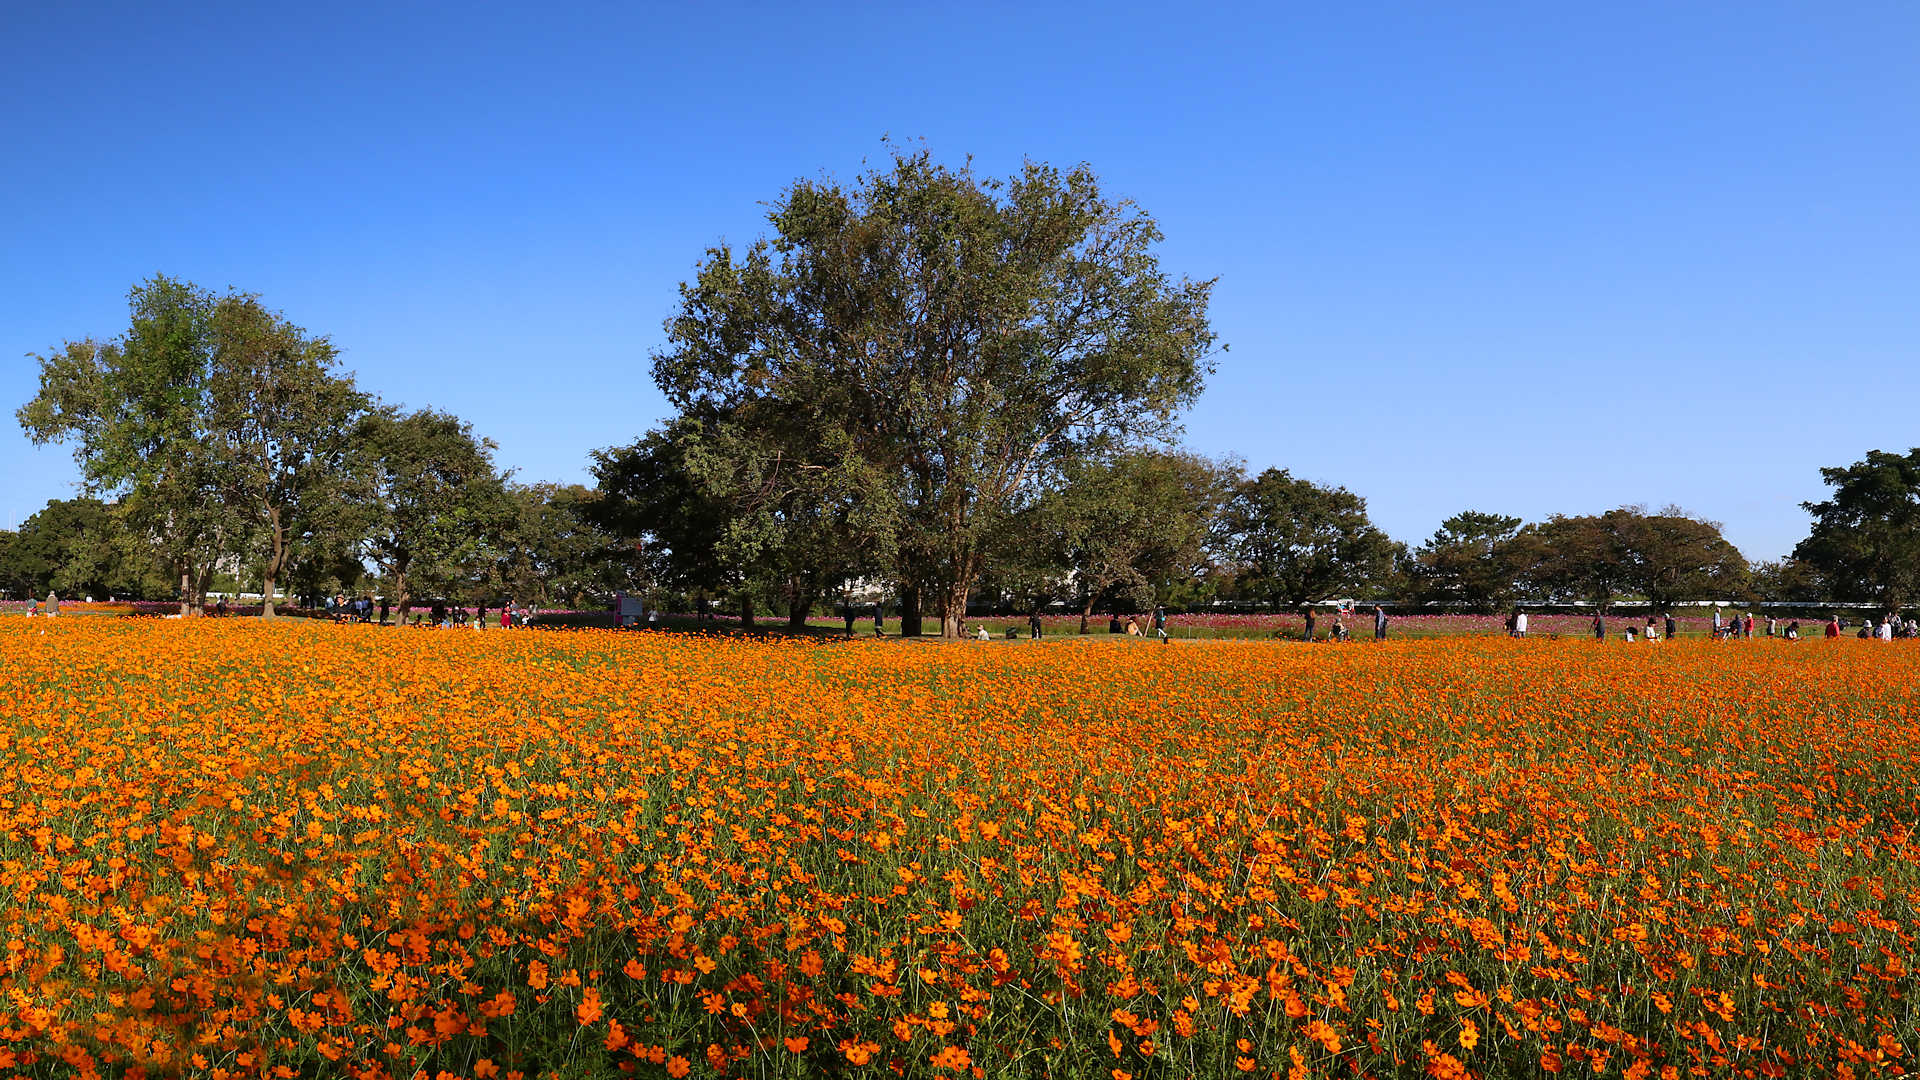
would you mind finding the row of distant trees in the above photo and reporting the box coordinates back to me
[11,277,639,614]
[11,148,1919,630]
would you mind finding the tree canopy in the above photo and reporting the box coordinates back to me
[648,146,1217,636]
[1026,450,1229,631]
[18,278,367,614]
[1212,468,1400,610]
[1794,448,1920,608]
[1514,507,1748,610]
[355,408,509,614]
[1410,511,1524,612]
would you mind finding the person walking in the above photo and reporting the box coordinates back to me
[1711,607,1722,636]
[1514,610,1528,638]
[873,602,885,637]
[843,603,856,637]
[1153,605,1168,644]
[1029,610,1043,639]
[1744,613,1754,638]
[1374,605,1389,641]
[379,596,390,625]
[1303,607,1316,643]
[1592,612,1606,640]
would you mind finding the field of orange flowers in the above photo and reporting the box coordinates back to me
[2,621,1916,1079]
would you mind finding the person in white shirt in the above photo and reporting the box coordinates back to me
[1514,611,1528,637]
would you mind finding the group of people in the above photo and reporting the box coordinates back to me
[1832,613,1917,640]
[326,594,385,624]
[1501,606,1918,643]
[1298,605,1390,643]
[838,602,1179,642]
[842,602,886,637]
[22,591,61,617]
[322,594,534,629]
[425,600,534,629]
[1105,608,1171,642]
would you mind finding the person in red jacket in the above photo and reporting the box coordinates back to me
[1825,616,1840,638]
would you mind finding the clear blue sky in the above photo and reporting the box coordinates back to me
[5,1,1916,560]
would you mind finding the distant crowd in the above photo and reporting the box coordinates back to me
[1503,607,1918,643]
[323,594,537,629]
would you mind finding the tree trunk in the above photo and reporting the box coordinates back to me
[787,594,815,630]
[740,595,756,627]
[260,508,284,619]
[393,554,413,619]
[939,576,974,639]
[192,566,213,613]
[787,574,816,630]
[899,586,923,637]
[179,565,193,618]
[1080,593,1097,635]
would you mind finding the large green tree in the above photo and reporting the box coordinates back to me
[18,278,238,613]
[18,278,366,614]
[1794,449,1920,608]
[1027,450,1228,632]
[1750,558,1823,604]
[1409,510,1524,612]
[492,483,641,611]
[649,147,1217,637]
[205,293,370,616]
[1513,507,1748,610]
[0,498,170,600]
[589,423,764,622]
[1213,468,1399,610]
[356,408,509,616]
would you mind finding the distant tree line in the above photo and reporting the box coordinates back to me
[12,278,639,614]
[9,149,1917,628]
